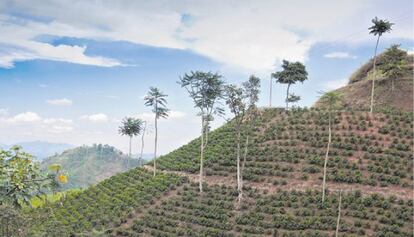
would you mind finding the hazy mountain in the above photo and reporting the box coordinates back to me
[1,141,75,161]
[41,144,141,190]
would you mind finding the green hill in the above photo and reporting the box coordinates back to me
[315,46,413,112]
[41,144,139,190]
[24,51,414,236]
[28,108,413,236]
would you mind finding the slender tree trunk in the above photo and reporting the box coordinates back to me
[286,83,291,110]
[370,35,381,114]
[153,103,158,177]
[391,79,395,92]
[335,189,343,237]
[140,122,146,166]
[199,116,205,193]
[322,111,332,203]
[128,136,132,169]
[204,121,209,147]
[239,134,249,203]
[236,124,242,203]
[269,77,272,107]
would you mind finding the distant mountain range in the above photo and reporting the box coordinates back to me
[0,141,75,161]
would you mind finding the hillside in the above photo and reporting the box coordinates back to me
[315,46,413,112]
[29,108,413,236]
[41,144,139,190]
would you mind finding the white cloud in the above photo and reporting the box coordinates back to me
[0,112,74,132]
[43,118,74,133]
[7,112,42,123]
[46,98,73,106]
[136,110,186,121]
[324,78,348,90]
[0,41,124,68]
[168,110,186,119]
[43,118,73,124]
[1,0,412,71]
[81,113,109,122]
[324,52,357,59]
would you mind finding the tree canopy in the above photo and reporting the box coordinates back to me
[118,117,144,138]
[144,87,169,119]
[178,71,225,119]
[272,60,308,85]
[368,17,393,36]
[0,146,67,208]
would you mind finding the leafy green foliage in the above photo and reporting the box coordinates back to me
[119,117,144,139]
[272,60,308,85]
[144,87,169,119]
[0,146,65,207]
[368,17,393,36]
[178,71,225,119]
[271,60,308,109]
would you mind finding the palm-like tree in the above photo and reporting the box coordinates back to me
[144,87,169,176]
[319,91,341,203]
[368,17,393,114]
[119,117,144,169]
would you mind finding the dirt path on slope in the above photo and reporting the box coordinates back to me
[143,166,413,200]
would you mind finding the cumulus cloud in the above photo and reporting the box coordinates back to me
[324,52,357,59]
[7,112,42,123]
[1,0,412,71]
[46,98,73,106]
[81,113,109,122]
[0,111,74,133]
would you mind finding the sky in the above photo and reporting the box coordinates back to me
[0,0,413,155]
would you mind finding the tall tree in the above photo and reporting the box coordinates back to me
[224,84,247,203]
[319,91,341,203]
[368,17,393,113]
[118,117,144,169]
[272,60,308,109]
[178,71,224,193]
[240,75,260,200]
[380,44,407,91]
[144,87,169,176]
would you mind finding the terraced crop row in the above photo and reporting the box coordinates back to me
[157,108,413,190]
[29,169,186,236]
[117,183,413,237]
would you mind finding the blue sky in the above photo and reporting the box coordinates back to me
[0,0,412,155]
